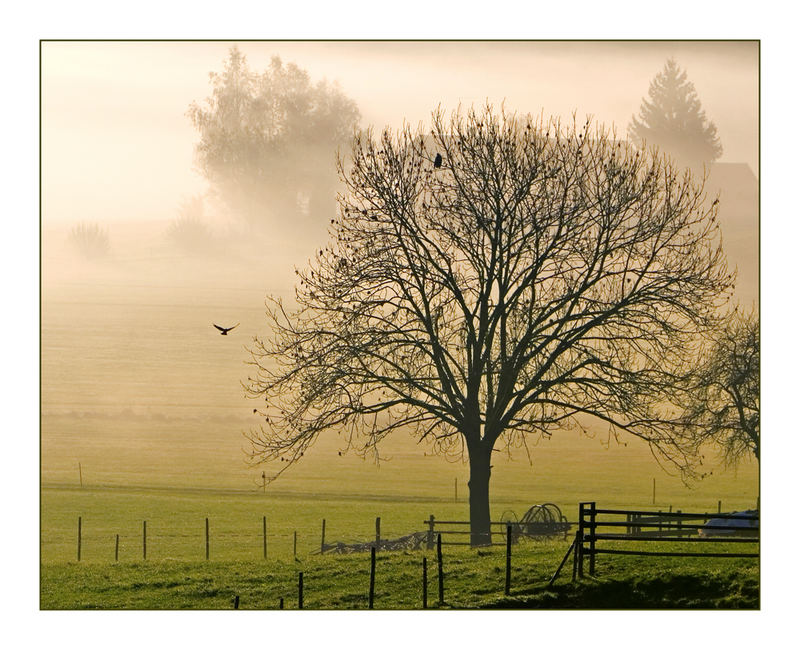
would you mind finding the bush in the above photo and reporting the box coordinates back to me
[69,222,110,260]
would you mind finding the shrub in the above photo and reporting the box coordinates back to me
[69,222,110,260]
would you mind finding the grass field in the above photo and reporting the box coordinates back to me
[41,539,759,609]
[40,223,760,609]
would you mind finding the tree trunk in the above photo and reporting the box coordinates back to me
[467,446,492,547]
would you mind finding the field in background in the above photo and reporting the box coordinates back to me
[41,219,759,569]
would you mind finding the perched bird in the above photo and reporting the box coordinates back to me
[434,153,443,168]
[213,323,239,336]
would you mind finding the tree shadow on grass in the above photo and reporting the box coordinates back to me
[481,571,759,609]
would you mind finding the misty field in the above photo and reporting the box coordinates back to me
[41,222,758,608]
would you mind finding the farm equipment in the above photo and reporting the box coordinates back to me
[500,503,571,540]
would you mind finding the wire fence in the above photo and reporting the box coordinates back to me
[56,514,436,563]
[44,496,759,564]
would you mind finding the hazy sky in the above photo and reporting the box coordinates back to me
[13,11,796,642]
[41,40,758,226]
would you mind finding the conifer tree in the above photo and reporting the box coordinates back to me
[628,58,723,166]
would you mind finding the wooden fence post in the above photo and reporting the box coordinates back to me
[143,521,147,560]
[321,518,326,554]
[589,502,596,576]
[115,534,119,562]
[652,477,656,505]
[233,595,239,609]
[548,534,577,588]
[205,517,210,560]
[298,572,304,609]
[577,503,586,578]
[369,545,376,609]
[718,500,722,514]
[437,533,444,606]
[375,516,381,549]
[77,516,81,562]
[263,516,267,560]
[279,597,284,609]
[505,524,512,596]
[572,530,582,581]
[422,557,428,609]
[426,515,435,550]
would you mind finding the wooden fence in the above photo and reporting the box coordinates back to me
[574,501,759,578]
[424,507,570,548]
[424,516,518,547]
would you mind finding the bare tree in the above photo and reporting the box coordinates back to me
[679,307,759,466]
[245,105,733,545]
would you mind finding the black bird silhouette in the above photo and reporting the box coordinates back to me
[434,153,443,168]
[213,323,239,335]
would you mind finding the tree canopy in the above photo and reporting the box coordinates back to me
[188,47,360,239]
[679,307,759,466]
[245,105,734,544]
[628,58,723,167]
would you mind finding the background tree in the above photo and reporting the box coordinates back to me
[188,47,360,241]
[245,105,733,545]
[679,307,759,466]
[628,58,723,167]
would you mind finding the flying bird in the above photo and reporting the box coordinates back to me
[434,153,443,168]
[213,323,239,336]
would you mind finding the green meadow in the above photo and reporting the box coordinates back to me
[40,543,758,610]
[40,226,759,608]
